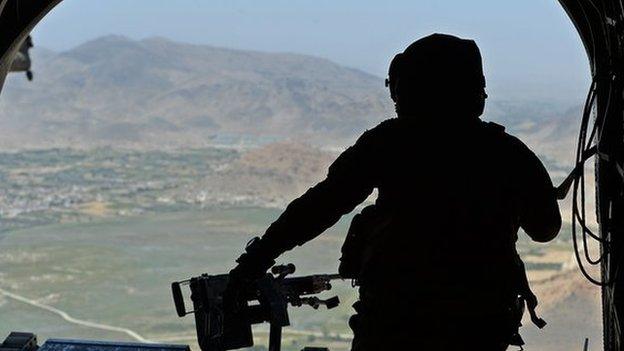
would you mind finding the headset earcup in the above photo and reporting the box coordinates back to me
[389,78,397,102]
[387,53,403,102]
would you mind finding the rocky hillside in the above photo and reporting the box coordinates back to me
[0,36,587,208]
[0,35,392,149]
[0,36,583,159]
[198,142,337,207]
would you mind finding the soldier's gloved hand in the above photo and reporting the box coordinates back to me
[230,236,277,280]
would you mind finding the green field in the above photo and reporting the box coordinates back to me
[0,207,357,350]
[0,206,602,351]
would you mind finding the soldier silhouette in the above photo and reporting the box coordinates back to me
[227,33,562,351]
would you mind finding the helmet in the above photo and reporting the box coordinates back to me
[387,33,486,116]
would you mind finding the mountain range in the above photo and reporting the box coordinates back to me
[0,35,394,149]
[0,35,582,157]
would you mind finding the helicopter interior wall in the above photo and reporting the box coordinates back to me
[556,1,624,350]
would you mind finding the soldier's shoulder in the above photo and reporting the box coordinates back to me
[344,118,399,152]
[481,121,535,155]
[360,118,400,139]
[482,121,506,134]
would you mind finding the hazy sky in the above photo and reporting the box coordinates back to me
[33,0,590,104]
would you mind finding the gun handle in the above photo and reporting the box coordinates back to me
[171,282,187,317]
[325,296,340,309]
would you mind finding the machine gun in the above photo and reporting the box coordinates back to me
[171,264,341,351]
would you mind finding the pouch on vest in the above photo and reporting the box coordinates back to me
[339,205,391,282]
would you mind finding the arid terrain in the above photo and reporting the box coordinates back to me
[0,36,602,350]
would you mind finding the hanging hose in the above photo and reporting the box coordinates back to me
[556,73,613,286]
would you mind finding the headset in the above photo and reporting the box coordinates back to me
[384,38,488,107]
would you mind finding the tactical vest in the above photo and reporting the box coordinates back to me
[338,122,547,347]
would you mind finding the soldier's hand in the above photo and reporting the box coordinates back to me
[233,236,277,279]
[223,237,277,312]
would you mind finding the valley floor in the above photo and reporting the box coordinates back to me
[0,208,602,351]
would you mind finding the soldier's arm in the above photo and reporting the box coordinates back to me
[515,140,562,242]
[261,163,374,255]
[232,129,379,276]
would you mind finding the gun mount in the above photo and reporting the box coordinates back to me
[171,264,341,351]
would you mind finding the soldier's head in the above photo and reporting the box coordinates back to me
[386,33,487,120]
